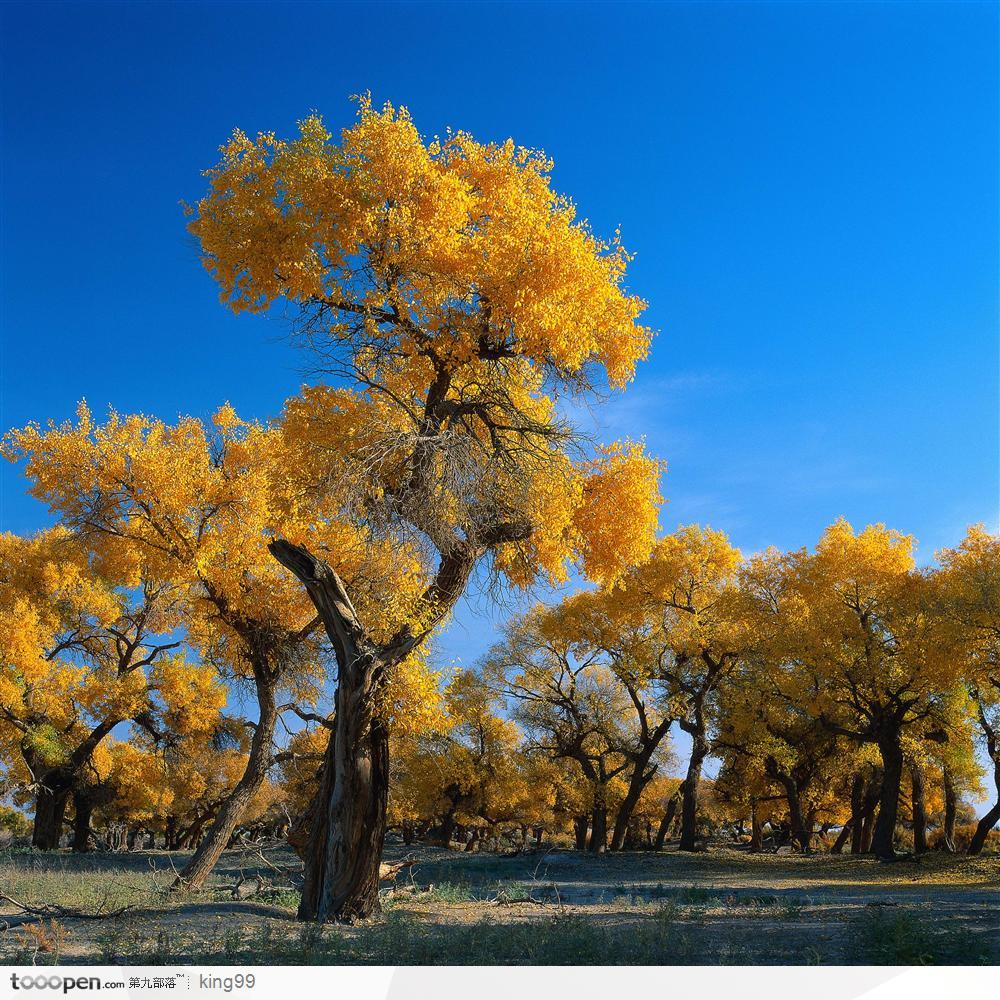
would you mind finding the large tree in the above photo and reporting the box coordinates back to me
[0,529,222,850]
[4,406,419,885]
[185,98,661,919]
[778,521,959,860]
[935,526,1000,855]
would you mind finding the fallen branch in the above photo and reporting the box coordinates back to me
[0,890,132,932]
[378,855,418,883]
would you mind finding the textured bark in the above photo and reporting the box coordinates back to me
[269,533,493,921]
[297,714,389,921]
[32,779,71,850]
[175,679,279,890]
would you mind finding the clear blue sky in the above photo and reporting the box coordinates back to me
[1,2,998,760]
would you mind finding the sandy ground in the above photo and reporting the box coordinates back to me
[1,841,997,965]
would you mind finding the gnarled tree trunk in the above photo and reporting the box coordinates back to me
[269,535,484,922]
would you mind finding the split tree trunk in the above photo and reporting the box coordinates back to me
[175,679,278,890]
[297,706,389,921]
[775,771,812,853]
[268,536,482,922]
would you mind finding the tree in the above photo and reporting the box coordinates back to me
[187,98,661,919]
[621,525,747,851]
[0,528,221,850]
[779,521,959,860]
[488,588,674,852]
[936,526,1000,855]
[4,406,417,884]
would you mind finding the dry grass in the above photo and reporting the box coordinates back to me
[1,843,997,966]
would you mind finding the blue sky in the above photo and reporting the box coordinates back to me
[2,2,998,779]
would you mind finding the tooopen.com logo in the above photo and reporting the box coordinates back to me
[9,974,115,993]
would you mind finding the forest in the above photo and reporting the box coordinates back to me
[1,99,998,952]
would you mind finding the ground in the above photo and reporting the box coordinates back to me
[1,841,998,965]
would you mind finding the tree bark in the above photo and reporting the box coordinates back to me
[679,734,708,852]
[941,768,957,853]
[297,712,389,921]
[573,816,589,851]
[910,762,927,855]
[269,536,485,922]
[32,776,71,850]
[174,678,278,890]
[72,790,94,853]
[871,734,904,860]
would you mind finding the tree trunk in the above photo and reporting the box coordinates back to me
[654,790,680,850]
[871,734,904,861]
[859,807,876,854]
[831,819,852,854]
[910,762,927,855]
[679,734,708,852]
[588,801,608,854]
[749,799,764,853]
[942,768,957,853]
[32,777,71,850]
[298,710,389,922]
[967,753,1000,857]
[610,774,647,852]
[573,816,589,851]
[777,772,811,853]
[72,790,94,852]
[175,678,278,890]
[268,536,482,923]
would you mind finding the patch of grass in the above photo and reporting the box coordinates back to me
[850,910,997,965]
